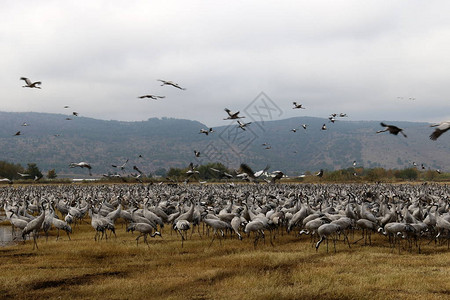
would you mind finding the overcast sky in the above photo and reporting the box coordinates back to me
[2,1,450,127]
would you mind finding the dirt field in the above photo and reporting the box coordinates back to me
[0,221,449,300]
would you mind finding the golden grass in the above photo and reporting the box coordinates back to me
[0,223,449,300]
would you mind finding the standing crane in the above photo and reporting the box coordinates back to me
[22,203,46,249]
[315,223,341,253]
[126,223,161,246]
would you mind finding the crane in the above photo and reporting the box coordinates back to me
[429,121,450,140]
[376,122,407,137]
[157,79,186,90]
[20,77,41,89]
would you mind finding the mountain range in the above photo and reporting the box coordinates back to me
[0,111,448,177]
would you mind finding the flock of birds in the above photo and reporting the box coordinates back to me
[14,76,450,180]
[18,76,450,140]
[2,76,448,253]
[195,101,449,181]
[0,183,449,253]
[227,100,448,141]
[201,100,450,157]
[14,77,190,179]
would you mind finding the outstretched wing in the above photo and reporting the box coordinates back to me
[173,83,186,90]
[133,165,143,174]
[430,129,443,140]
[239,163,255,178]
[20,77,32,85]
[430,122,450,140]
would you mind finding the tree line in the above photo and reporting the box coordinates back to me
[0,159,447,183]
[164,163,449,183]
[0,161,51,180]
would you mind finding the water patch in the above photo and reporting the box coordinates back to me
[0,226,16,247]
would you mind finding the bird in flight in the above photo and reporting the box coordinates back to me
[376,122,407,137]
[397,96,415,100]
[270,171,284,184]
[316,169,324,178]
[69,162,91,169]
[133,165,144,175]
[69,162,92,176]
[138,95,166,100]
[290,128,297,133]
[224,108,245,120]
[20,77,41,89]
[186,162,199,177]
[14,131,21,136]
[429,121,450,141]
[112,159,129,170]
[0,178,12,184]
[157,79,186,90]
[210,168,234,179]
[239,163,270,181]
[131,173,143,183]
[237,120,251,130]
[302,124,308,130]
[199,128,214,135]
[292,102,305,109]
[194,150,200,157]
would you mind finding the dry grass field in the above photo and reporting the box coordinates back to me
[0,221,449,300]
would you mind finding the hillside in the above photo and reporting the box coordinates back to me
[0,112,448,177]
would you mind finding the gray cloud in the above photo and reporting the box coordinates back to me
[1,1,450,126]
